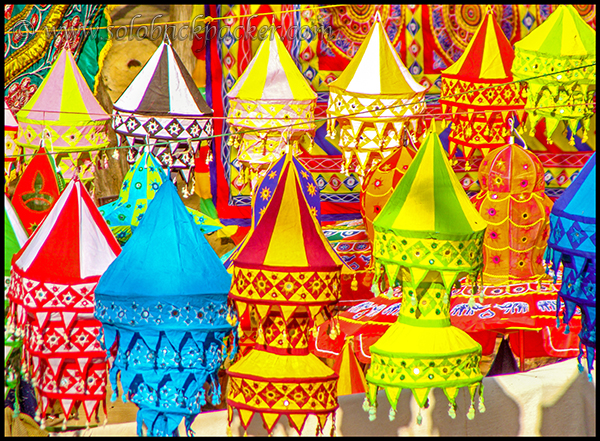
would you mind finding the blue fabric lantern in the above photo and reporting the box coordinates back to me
[545,153,596,378]
[94,180,237,436]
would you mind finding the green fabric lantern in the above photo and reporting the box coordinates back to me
[365,122,487,424]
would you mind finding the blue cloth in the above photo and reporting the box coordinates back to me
[546,153,596,375]
[95,180,236,436]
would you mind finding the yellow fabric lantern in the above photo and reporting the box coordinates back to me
[327,12,427,178]
[226,30,317,188]
[227,153,343,435]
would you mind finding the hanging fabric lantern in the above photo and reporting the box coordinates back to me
[99,149,222,245]
[360,146,416,246]
[327,12,427,178]
[5,99,22,187]
[226,29,317,190]
[227,153,342,435]
[440,7,527,169]
[94,179,237,437]
[6,177,121,430]
[113,34,213,197]
[223,151,321,271]
[512,5,596,145]
[471,142,553,285]
[15,49,110,189]
[11,146,63,235]
[365,122,487,424]
[545,152,596,378]
[5,195,29,401]
[223,151,323,356]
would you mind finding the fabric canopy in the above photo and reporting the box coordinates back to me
[327,12,427,177]
[512,5,596,144]
[360,145,416,245]
[95,179,236,436]
[545,152,596,377]
[226,29,317,183]
[7,177,120,429]
[227,153,342,435]
[113,34,214,195]
[15,49,110,152]
[471,143,553,285]
[440,7,527,165]
[99,149,221,245]
[365,124,487,425]
[11,146,64,236]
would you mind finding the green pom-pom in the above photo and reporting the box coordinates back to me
[468,296,475,308]
[362,397,370,412]
[389,407,396,421]
[416,413,423,426]
[448,403,456,419]
[467,404,475,420]
[368,407,377,421]
[478,399,486,413]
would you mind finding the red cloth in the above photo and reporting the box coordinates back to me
[11,147,61,236]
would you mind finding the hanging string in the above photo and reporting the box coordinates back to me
[5,62,595,160]
[5,5,347,35]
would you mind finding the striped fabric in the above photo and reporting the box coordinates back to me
[330,13,426,97]
[16,49,110,151]
[234,154,340,271]
[374,125,486,239]
[227,29,316,101]
[114,36,212,117]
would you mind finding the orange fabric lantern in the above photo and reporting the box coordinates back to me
[471,142,553,285]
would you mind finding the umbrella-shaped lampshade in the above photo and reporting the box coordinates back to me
[223,151,322,276]
[512,5,596,144]
[440,7,527,167]
[545,152,596,377]
[15,49,110,188]
[471,142,553,285]
[365,123,487,424]
[113,34,213,196]
[99,149,221,245]
[227,154,343,435]
[6,178,121,429]
[226,29,317,186]
[327,12,427,177]
[16,49,110,152]
[94,179,236,436]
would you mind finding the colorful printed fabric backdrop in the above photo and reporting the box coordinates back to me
[197,5,596,224]
[4,5,112,111]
